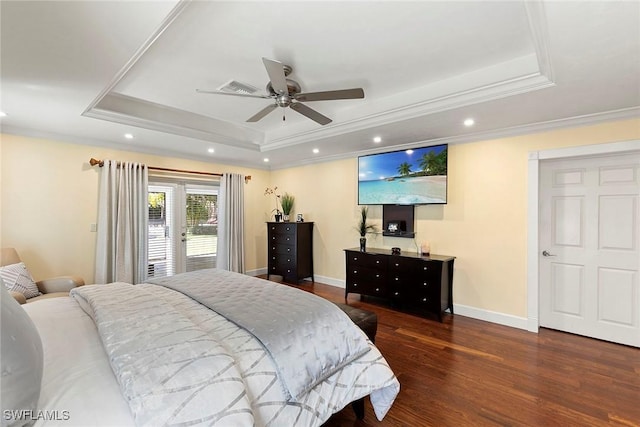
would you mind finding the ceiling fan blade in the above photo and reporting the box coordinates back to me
[290,102,332,125]
[262,58,289,95]
[247,104,278,122]
[196,89,270,99]
[295,88,365,102]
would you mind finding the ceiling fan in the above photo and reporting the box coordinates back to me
[196,58,365,126]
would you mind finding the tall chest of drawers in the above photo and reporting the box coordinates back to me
[267,222,314,283]
[344,247,455,321]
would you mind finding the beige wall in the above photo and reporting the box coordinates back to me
[271,118,640,318]
[0,134,270,283]
[2,118,639,319]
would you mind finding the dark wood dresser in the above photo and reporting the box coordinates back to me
[267,222,314,283]
[344,247,455,321]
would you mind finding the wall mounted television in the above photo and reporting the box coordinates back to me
[358,144,448,205]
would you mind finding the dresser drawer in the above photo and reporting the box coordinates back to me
[388,256,421,272]
[270,233,295,244]
[346,265,386,285]
[270,243,295,255]
[269,223,296,235]
[346,252,387,269]
[346,279,388,297]
[272,254,295,267]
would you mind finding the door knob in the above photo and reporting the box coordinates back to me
[542,250,557,257]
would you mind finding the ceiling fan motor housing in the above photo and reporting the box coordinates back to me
[266,79,301,97]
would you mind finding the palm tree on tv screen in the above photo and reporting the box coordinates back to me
[419,149,447,176]
[397,162,412,177]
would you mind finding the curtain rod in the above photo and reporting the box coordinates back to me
[89,158,251,183]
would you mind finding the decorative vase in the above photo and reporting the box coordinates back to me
[275,213,282,222]
[283,214,290,222]
[359,237,367,252]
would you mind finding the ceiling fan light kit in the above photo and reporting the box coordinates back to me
[197,57,365,125]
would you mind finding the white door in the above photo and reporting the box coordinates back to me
[147,182,218,278]
[539,153,640,347]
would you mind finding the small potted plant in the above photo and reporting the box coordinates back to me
[355,206,378,252]
[280,193,295,222]
[265,186,282,222]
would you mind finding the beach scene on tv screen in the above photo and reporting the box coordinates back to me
[358,145,447,204]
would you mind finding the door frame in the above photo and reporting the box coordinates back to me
[527,139,640,333]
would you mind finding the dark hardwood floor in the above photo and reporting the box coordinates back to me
[267,277,640,427]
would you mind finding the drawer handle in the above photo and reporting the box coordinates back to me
[422,298,427,302]
[287,269,291,273]
[353,283,358,287]
[287,248,291,252]
[395,263,399,267]
[375,288,380,292]
[353,270,358,274]
[423,282,427,286]
[272,246,276,250]
[287,258,291,262]
[376,260,380,264]
[394,292,399,296]
[286,227,290,231]
[395,277,399,281]
[375,274,380,278]
[354,257,358,261]
[424,266,428,270]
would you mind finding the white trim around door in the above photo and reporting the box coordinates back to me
[527,139,640,333]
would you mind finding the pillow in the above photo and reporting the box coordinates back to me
[0,262,41,299]
[0,279,44,426]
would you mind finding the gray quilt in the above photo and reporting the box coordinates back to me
[70,271,399,426]
[147,269,370,401]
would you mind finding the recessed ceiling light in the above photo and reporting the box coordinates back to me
[312,148,319,154]
[263,158,269,162]
[0,112,7,117]
[464,118,475,127]
[124,133,134,139]
[207,148,215,153]
[373,136,382,143]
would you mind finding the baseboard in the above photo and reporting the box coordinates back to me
[312,275,345,288]
[453,303,530,331]
[246,267,267,277]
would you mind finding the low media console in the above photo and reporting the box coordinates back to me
[344,247,455,321]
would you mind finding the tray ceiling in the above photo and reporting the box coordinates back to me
[1,1,638,169]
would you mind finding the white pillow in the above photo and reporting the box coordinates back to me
[0,262,41,299]
[0,279,44,426]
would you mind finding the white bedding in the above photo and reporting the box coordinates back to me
[23,297,135,426]
[23,278,399,426]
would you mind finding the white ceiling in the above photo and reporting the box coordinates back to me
[2,1,639,169]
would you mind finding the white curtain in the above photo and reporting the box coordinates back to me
[217,173,245,273]
[95,160,149,284]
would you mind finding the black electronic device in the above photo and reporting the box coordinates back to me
[386,220,406,234]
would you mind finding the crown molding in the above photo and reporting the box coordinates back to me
[270,107,640,170]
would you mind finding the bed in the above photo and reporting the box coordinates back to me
[2,268,399,427]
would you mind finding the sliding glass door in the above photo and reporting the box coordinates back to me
[147,182,218,278]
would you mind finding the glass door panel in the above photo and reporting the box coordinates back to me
[147,184,175,278]
[185,187,218,272]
